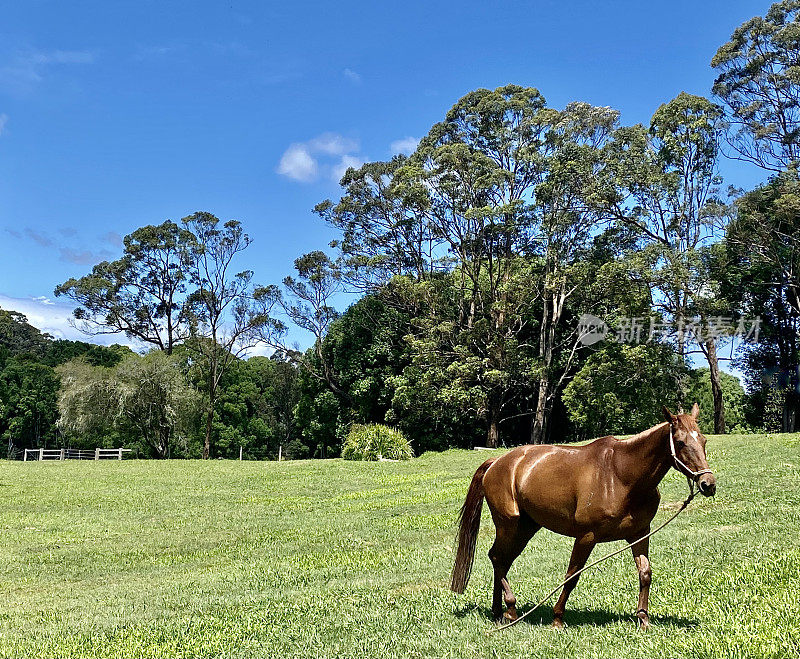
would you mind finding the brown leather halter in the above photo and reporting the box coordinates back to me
[669,427,713,483]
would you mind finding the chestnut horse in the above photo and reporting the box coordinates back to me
[450,405,716,629]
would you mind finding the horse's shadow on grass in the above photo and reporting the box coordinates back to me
[454,603,697,629]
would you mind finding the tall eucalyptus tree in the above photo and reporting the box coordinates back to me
[606,93,729,431]
[55,221,195,354]
[712,0,800,172]
[319,85,622,445]
[183,212,281,459]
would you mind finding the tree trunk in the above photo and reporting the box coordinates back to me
[674,305,689,412]
[783,390,798,433]
[705,338,726,434]
[203,407,213,460]
[203,356,218,460]
[486,398,500,448]
[156,432,169,459]
[314,341,352,405]
[531,377,549,445]
[532,284,561,445]
[487,418,499,449]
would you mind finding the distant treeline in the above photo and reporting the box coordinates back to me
[0,293,763,461]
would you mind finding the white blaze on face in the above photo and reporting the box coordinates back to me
[690,431,698,440]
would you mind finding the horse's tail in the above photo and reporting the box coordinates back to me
[450,457,496,594]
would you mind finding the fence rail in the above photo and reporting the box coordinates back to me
[23,448,132,461]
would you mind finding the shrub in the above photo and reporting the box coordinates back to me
[341,424,413,461]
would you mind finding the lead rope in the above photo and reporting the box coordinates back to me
[490,481,699,634]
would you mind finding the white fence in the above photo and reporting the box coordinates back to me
[23,448,132,461]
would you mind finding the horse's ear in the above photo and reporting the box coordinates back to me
[662,406,676,425]
[690,402,700,420]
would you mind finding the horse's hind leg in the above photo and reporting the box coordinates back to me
[552,535,595,629]
[489,515,539,624]
[628,535,651,630]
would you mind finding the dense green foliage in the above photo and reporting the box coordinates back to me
[685,369,748,433]
[0,356,60,455]
[0,308,128,458]
[723,173,800,432]
[56,352,200,458]
[341,423,413,461]
[562,348,749,439]
[201,355,299,460]
[0,435,797,657]
[562,343,685,439]
[0,307,301,459]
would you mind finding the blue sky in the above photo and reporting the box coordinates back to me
[0,0,769,346]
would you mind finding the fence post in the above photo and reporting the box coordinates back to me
[239,445,243,461]
[278,445,282,462]
[95,447,100,461]
[39,448,43,461]
[60,448,65,460]
[23,449,28,462]
[118,448,122,460]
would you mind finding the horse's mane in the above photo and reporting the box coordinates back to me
[617,422,668,447]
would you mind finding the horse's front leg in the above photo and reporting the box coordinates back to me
[628,535,652,630]
[552,535,595,629]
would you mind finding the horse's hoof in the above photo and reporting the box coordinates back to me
[494,615,515,627]
[552,619,565,630]
[636,613,650,631]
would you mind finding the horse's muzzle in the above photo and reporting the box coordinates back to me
[697,474,716,497]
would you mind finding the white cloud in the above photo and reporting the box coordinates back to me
[0,48,94,94]
[0,293,140,348]
[343,68,361,84]
[390,136,420,155]
[0,114,7,137]
[133,44,181,61]
[277,143,318,182]
[277,133,362,183]
[308,133,359,156]
[32,50,94,65]
[242,342,277,358]
[332,154,364,182]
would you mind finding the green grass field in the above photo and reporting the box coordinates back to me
[0,434,798,658]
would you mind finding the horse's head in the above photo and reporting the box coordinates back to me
[662,404,716,497]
